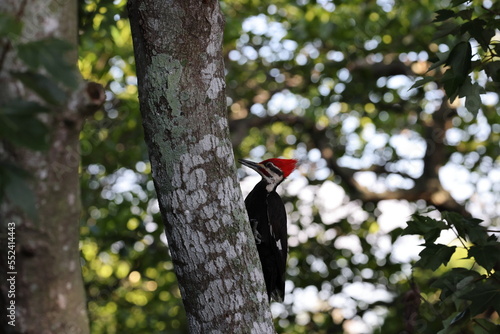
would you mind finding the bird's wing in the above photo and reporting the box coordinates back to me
[266,192,288,255]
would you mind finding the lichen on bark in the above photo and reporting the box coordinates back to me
[128,0,275,332]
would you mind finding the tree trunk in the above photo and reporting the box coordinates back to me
[128,0,275,332]
[0,0,104,332]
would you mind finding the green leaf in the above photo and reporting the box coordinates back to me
[433,21,460,40]
[0,163,37,220]
[438,311,469,334]
[16,44,41,69]
[389,227,404,242]
[442,70,461,102]
[0,114,50,150]
[468,244,500,272]
[461,19,495,52]
[449,308,469,326]
[462,81,484,116]
[415,244,456,271]
[431,268,483,301]
[0,12,22,38]
[428,51,450,72]
[17,38,79,89]
[0,100,51,150]
[403,214,448,244]
[11,71,67,105]
[446,42,472,82]
[460,282,500,316]
[0,99,50,116]
[442,212,487,244]
[409,76,435,90]
[434,10,456,22]
[442,68,484,109]
[485,61,500,83]
[456,9,473,21]
[473,319,500,334]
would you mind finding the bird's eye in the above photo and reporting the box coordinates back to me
[265,162,283,176]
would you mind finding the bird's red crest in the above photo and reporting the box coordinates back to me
[262,158,297,178]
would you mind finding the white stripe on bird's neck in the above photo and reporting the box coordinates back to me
[264,173,284,193]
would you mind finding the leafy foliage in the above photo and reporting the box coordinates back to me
[72,0,500,333]
[402,212,500,333]
[0,162,37,220]
[17,38,79,89]
[412,1,500,115]
[0,12,22,37]
[415,243,457,271]
[0,100,50,150]
[0,13,79,219]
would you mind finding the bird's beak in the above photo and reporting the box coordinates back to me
[238,159,262,172]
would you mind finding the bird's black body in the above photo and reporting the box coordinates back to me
[239,158,296,302]
[244,180,287,301]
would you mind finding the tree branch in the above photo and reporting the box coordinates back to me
[229,109,469,216]
[76,81,105,118]
[63,81,105,128]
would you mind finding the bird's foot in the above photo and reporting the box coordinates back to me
[250,219,262,244]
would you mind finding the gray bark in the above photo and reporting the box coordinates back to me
[0,0,104,332]
[128,0,275,332]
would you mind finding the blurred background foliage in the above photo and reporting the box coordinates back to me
[76,0,499,333]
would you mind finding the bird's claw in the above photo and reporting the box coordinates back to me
[255,232,262,244]
[250,219,262,244]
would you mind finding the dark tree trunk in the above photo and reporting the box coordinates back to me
[128,0,275,332]
[0,0,104,332]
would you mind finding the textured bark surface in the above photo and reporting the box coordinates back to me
[128,0,275,332]
[0,0,103,333]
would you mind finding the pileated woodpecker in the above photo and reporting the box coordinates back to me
[239,158,297,302]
